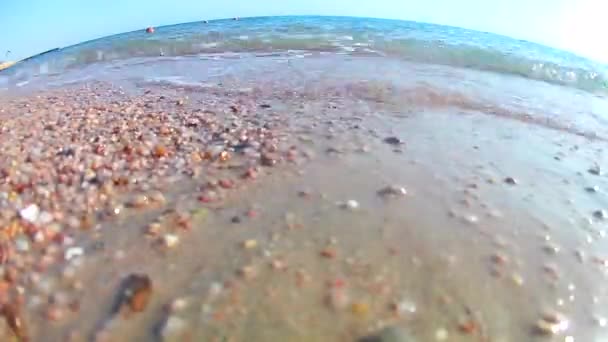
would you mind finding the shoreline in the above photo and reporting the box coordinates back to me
[0,65,607,341]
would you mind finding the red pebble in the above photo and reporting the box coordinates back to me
[198,195,213,203]
[246,210,257,218]
[218,179,234,189]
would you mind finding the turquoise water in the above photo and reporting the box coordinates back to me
[2,16,607,94]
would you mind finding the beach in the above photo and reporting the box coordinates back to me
[1,17,608,342]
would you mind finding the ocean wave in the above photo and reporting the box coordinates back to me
[3,16,607,93]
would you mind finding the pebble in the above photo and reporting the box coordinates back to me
[383,137,403,145]
[594,209,608,220]
[351,302,369,316]
[64,247,84,261]
[594,315,607,327]
[586,186,599,193]
[169,298,188,313]
[542,243,560,255]
[534,310,569,335]
[434,328,448,341]
[392,299,417,316]
[510,273,524,286]
[119,273,153,313]
[490,252,508,265]
[320,247,337,259]
[238,265,256,280]
[589,165,602,175]
[162,234,179,248]
[19,204,40,223]
[377,185,407,197]
[242,239,258,249]
[342,200,359,210]
[14,236,30,252]
[504,177,517,185]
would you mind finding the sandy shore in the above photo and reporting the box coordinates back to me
[1,58,608,341]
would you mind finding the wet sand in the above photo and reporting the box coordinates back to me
[1,56,608,341]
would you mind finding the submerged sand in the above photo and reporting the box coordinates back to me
[0,55,608,342]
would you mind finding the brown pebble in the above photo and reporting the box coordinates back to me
[458,319,478,334]
[490,252,508,265]
[116,274,153,315]
[238,266,256,280]
[320,248,337,259]
[261,153,278,167]
[153,144,168,158]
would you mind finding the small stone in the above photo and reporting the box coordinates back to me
[162,234,179,248]
[242,240,257,249]
[535,310,569,335]
[535,318,565,335]
[19,204,40,223]
[218,179,234,189]
[586,186,600,193]
[351,302,369,316]
[504,177,517,185]
[378,186,407,197]
[490,252,508,265]
[218,151,230,162]
[510,272,524,286]
[153,144,169,158]
[231,216,241,224]
[383,137,403,145]
[261,153,278,167]
[593,210,607,220]
[146,222,162,237]
[169,298,188,313]
[435,328,448,341]
[238,265,256,280]
[14,236,30,252]
[342,200,359,210]
[594,315,607,327]
[589,165,602,175]
[320,248,337,259]
[358,326,415,342]
[391,299,417,316]
[118,273,153,314]
[65,247,84,261]
[543,243,560,255]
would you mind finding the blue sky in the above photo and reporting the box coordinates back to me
[1,0,606,62]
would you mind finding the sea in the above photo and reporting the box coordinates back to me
[1,16,607,91]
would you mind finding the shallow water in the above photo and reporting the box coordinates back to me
[1,16,608,342]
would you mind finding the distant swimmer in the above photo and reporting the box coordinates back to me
[203,20,209,24]
[233,17,239,21]
[146,27,155,34]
